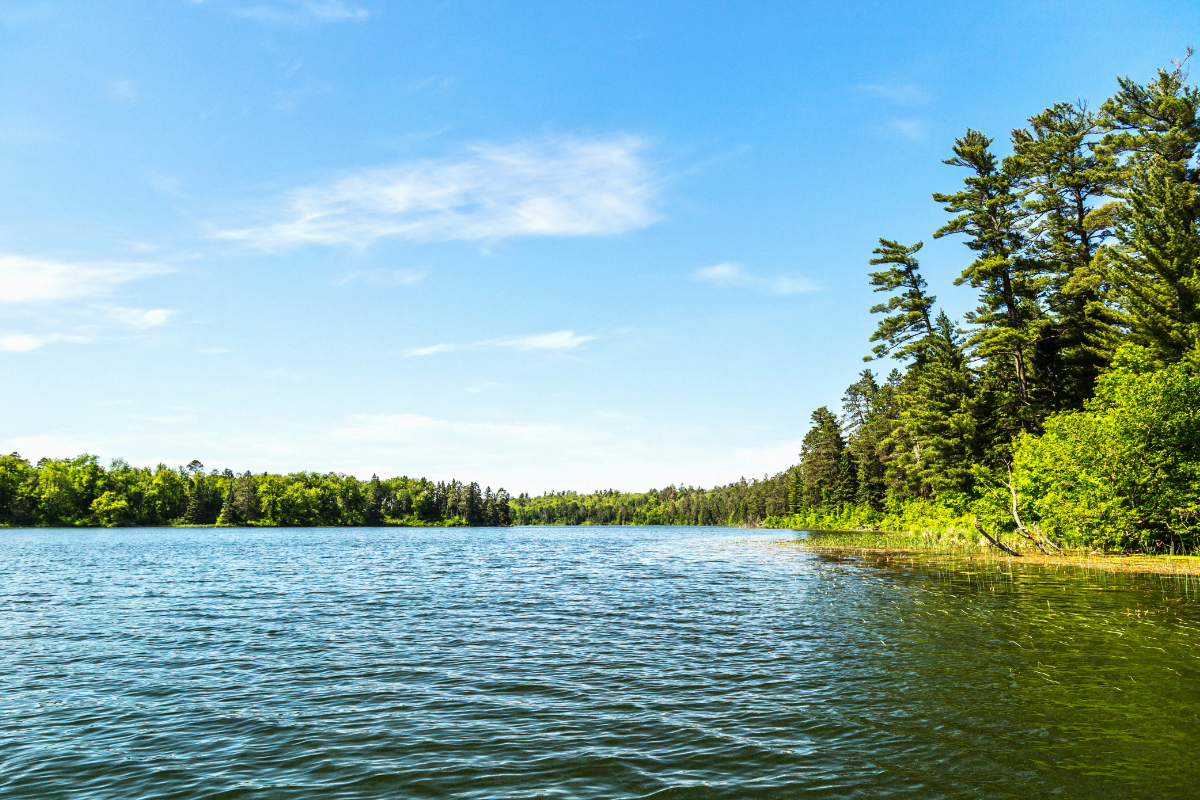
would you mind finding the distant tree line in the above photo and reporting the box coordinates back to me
[510,477,791,527]
[782,54,1200,552]
[0,450,795,529]
[0,455,514,528]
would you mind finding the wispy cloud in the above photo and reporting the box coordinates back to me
[107,79,137,102]
[337,412,546,438]
[501,331,595,351]
[335,268,426,287]
[99,306,175,329]
[145,172,189,200]
[692,262,816,295]
[0,255,175,352]
[236,0,368,24]
[0,332,88,352]
[405,329,597,357]
[217,135,659,249]
[855,84,930,142]
[0,255,169,303]
[855,83,929,105]
[887,118,926,142]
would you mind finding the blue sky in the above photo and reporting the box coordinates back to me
[1,0,1195,492]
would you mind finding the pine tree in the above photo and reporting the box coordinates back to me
[494,488,512,526]
[463,482,483,526]
[864,239,936,361]
[1100,166,1200,365]
[798,407,856,510]
[934,129,1045,414]
[841,370,889,509]
[903,312,991,494]
[483,486,496,526]
[786,468,804,513]
[217,481,240,526]
[364,474,383,526]
[1099,49,1200,189]
[1012,101,1118,408]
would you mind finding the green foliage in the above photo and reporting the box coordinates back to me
[1012,347,1200,551]
[797,407,856,510]
[1013,101,1117,409]
[934,129,1044,408]
[864,239,935,361]
[1099,166,1200,365]
[511,476,789,527]
[807,55,1200,553]
[0,458,514,529]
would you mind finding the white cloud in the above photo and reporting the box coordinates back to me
[0,256,175,353]
[856,83,929,105]
[694,262,743,283]
[236,1,368,23]
[887,118,927,142]
[107,79,137,102]
[0,332,88,352]
[499,330,596,351]
[335,268,426,287]
[692,262,816,295]
[405,329,596,357]
[218,135,659,249]
[336,412,555,442]
[770,275,817,294]
[146,172,189,200]
[0,255,168,303]
[100,306,175,329]
[406,343,456,357]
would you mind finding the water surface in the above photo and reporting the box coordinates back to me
[1,526,1197,798]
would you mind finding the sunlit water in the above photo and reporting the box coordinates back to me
[1,526,1197,799]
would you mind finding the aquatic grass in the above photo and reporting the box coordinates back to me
[769,528,1200,578]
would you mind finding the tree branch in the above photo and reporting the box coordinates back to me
[974,517,1023,557]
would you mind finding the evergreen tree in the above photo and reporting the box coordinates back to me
[786,468,804,513]
[463,482,483,526]
[864,239,936,361]
[217,480,240,526]
[494,488,512,526]
[903,312,991,495]
[841,370,888,509]
[1100,165,1200,365]
[798,407,856,510]
[483,486,496,526]
[1099,49,1200,189]
[934,129,1044,416]
[364,474,383,526]
[1013,101,1118,407]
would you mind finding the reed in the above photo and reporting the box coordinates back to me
[774,529,1200,577]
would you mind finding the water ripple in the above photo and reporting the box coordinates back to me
[1,526,1197,798]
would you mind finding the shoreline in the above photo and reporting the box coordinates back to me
[770,532,1200,577]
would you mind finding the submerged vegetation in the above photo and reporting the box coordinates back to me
[779,530,1200,579]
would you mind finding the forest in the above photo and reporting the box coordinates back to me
[775,54,1200,553]
[0,451,790,529]
[3,57,1199,550]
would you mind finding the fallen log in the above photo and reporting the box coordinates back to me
[974,517,1023,557]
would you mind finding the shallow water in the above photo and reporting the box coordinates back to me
[1,526,1197,799]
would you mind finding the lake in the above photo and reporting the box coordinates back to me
[1,526,1197,798]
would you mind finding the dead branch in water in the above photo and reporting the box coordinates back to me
[1004,463,1063,554]
[974,517,1023,557]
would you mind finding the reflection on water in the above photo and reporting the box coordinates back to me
[1,526,1196,799]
